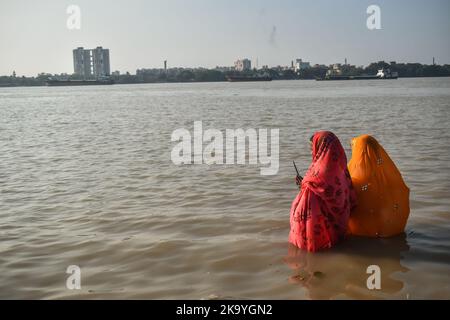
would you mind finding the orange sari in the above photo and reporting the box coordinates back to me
[347,135,410,237]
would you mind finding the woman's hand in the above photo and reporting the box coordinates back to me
[295,175,302,188]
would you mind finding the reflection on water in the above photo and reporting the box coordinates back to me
[285,235,410,299]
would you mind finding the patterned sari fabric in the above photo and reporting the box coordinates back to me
[289,131,356,252]
[347,135,410,237]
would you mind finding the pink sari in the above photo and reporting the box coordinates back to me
[289,131,356,252]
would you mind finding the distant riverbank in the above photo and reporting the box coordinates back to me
[2,61,450,87]
[1,75,450,88]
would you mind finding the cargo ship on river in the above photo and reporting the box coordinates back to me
[46,78,114,86]
[226,75,272,82]
[316,68,398,81]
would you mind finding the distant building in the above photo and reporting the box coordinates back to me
[326,63,343,77]
[73,47,92,78]
[73,46,110,78]
[294,59,311,73]
[234,58,251,72]
[92,47,110,77]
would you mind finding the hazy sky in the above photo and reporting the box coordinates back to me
[1,0,449,76]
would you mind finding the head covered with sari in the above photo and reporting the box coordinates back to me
[347,134,410,237]
[289,131,356,252]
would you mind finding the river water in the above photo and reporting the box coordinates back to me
[0,78,449,299]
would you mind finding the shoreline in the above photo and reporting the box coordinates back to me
[1,75,450,88]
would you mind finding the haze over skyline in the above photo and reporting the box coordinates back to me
[1,0,449,76]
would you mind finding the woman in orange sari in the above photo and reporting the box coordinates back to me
[347,135,410,237]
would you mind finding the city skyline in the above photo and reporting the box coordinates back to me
[1,0,449,76]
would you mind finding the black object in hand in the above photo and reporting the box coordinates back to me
[293,161,303,187]
[293,161,303,180]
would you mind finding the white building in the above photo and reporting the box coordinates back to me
[294,59,311,73]
[73,46,111,78]
[73,47,92,78]
[234,58,252,72]
[92,47,110,77]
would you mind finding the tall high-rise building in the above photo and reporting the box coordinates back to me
[92,47,110,77]
[73,47,92,78]
[73,46,110,78]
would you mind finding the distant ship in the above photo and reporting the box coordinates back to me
[226,75,272,82]
[46,78,114,86]
[316,68,398,81]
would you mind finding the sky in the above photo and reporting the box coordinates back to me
[0,0,449,76]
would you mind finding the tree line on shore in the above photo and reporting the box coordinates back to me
[1,61,450,87]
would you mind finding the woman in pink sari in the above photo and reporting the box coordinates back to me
[289,131,356,252]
